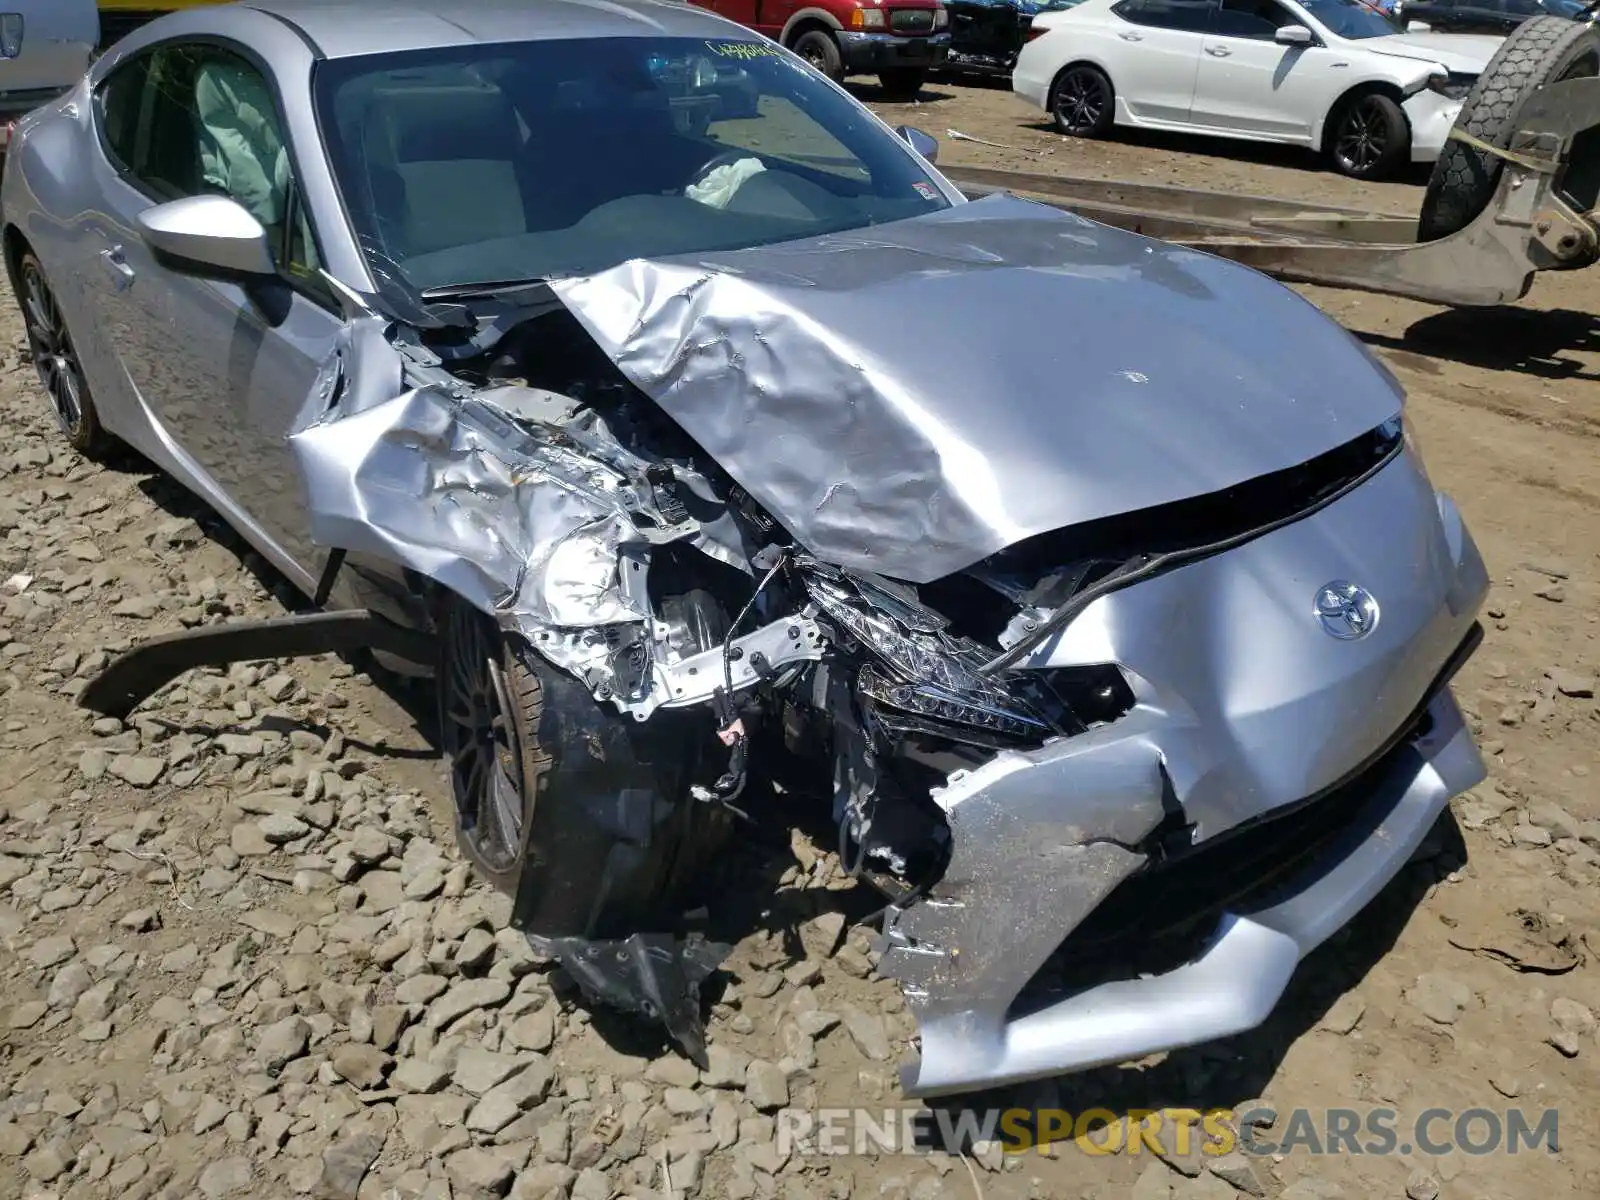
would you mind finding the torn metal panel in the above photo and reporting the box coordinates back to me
[286,368,824,717]
[549,192,1405,584]
[289,383,655,628]
[878,728,1169,1021]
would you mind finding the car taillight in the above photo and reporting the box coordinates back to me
[1024,24,1051,39]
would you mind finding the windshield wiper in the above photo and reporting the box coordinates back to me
[421,278,554,301]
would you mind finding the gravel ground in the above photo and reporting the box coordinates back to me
[1,78,1599,1200]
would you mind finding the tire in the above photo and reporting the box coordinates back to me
[1327,91,1410,180]
[1418,16,1600,242]
[17,252,114,458]
[437,596,733,937]
[1050,65,1115,138]
[878,68,928,101]
[793,29,844,83]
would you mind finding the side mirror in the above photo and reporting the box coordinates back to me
[1407,18,1432,30]
[1274,23,1314,44]
[895,124,940,163]
[135,194,275,278]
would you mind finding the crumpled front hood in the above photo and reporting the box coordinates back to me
[550,193,1403,584]
[1365,32,1502,71]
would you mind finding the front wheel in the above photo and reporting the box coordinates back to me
[878,68,928,101]
[437,597,734,937]
[1328,92,1409,180]
[793,30,844,83]
[1050,65,1115,138]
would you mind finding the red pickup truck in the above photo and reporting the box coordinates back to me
[689,0,951,99]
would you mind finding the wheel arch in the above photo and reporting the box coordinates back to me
[2,225,30,294]
[1048,56,1118,100]
[1317,79,1412,154]
[781,8,845,45]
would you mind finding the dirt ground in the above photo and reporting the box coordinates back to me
[2,77,1599,1200]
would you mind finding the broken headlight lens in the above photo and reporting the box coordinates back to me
[858,664,1050,740]
[805,572,1054,741]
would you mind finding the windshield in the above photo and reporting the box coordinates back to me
[1540,0,1587,16]
[313,37,951,292]
[1296,0,1405,38]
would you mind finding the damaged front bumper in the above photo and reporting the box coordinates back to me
[882,451,1490,1097]
[891,681,1481,1096]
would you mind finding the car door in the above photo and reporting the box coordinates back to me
[1103,0,1211,125]
[1189,0,1347,140]
[75,39,341,584]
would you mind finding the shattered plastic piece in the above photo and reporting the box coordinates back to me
[540,932,730,1068]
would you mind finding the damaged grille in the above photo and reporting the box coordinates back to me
[982,419,1403,589]
[890,8,937,31]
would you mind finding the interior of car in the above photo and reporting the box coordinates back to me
[316,43,945,289]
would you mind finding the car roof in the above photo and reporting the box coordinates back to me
[238,0,743,60]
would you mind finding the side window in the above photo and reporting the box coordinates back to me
[97,55,151,171]
[1213,0,1301,36]
[96,42,325,286]
[1111,0,1215,32]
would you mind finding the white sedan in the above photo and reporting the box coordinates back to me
[1013,0,1503,178]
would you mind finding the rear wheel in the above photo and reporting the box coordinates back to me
[1328,92,1409,180]
[1417,16,1600,241]
[793,30,845,83]
[1050,65,1115,138]
[18,252,113,458]
[878,67,928,101]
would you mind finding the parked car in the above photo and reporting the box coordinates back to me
[5,0,1490,1097]
[687,0,952,97]
[1395,0,1591,36]
[0,0,99,151]
[1014,0,1503,178]
[942,0,1084,77]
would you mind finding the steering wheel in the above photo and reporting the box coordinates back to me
[685,148,762,194]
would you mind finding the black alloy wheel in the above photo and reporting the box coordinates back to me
[1052,66,1114,137]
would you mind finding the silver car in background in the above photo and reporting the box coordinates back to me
[0,0,98,150]
[2,0,1489,1097]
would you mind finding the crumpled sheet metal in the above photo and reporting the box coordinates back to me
[879,723,1169,1022]
[289,384,650,630]
[551,192,1404,584]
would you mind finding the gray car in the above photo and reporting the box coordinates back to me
[2,0,1489,1097]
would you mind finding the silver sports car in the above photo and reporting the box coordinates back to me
[2,0,1489,1097]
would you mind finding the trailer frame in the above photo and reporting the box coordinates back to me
[939,74,1600,308]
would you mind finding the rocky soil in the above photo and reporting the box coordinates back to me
[2,79,1599,1200]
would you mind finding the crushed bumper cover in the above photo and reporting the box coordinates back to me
[893,683,1482,1096]
[882,450,1490,1097]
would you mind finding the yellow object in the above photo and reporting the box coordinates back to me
[98,1,226,11]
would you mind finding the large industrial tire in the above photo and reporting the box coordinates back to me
[437,597,734,937]
[1417,16,1600,242]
